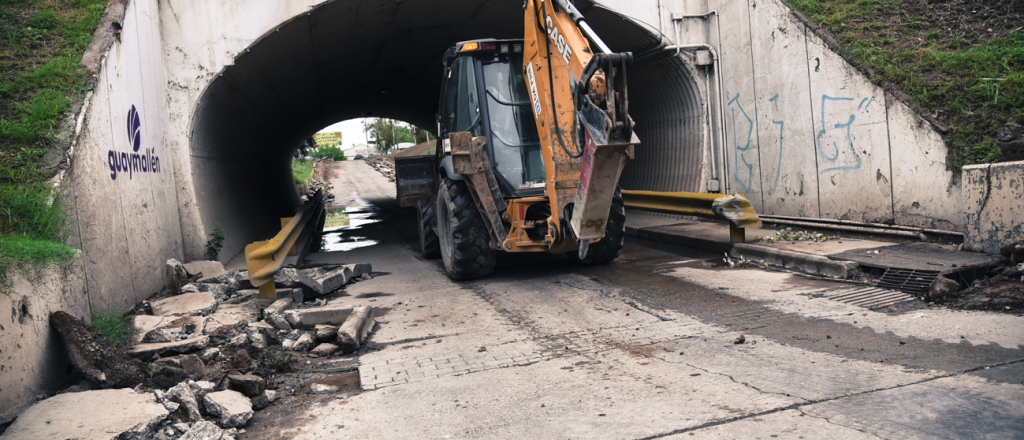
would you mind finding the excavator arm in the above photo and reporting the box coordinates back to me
[523,0,639,257]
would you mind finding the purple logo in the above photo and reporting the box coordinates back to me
[108,105,160,180]
[127,105,141,152]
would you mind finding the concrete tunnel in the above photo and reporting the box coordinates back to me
[188,0,706,261]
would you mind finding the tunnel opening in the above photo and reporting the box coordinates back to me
[188,0,705,262]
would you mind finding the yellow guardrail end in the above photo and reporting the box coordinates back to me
[712,194,762,229]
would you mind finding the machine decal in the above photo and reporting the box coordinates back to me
[544,15,573,65]
[526,62,542,116]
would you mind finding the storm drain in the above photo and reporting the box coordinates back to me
[876,268,941,295]
[824,287,916,308]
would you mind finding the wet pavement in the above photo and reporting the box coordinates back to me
[240,160,1024,439]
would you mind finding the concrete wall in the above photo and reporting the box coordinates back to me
[678,0,960,229]
[0,267,89,423]
[963,161,1024,254]
[68,0,183,313]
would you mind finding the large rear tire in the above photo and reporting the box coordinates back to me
[436,178,496,280]
[417,196,440,258]
[568,187,625,265]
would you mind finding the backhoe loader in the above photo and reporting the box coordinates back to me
[396,0,639,280]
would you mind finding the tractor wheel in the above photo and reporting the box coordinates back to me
[417,196,440,258]
[436,177,496,280]
[568,187,625,265]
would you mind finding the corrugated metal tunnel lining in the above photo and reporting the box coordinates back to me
[188,0,705,261]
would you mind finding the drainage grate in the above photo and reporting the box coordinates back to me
[824,287,917,308]
[876,268,940,295]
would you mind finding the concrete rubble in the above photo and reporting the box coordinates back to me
[0,389,170,440]
[15,258,382,440]
[150,292,218,317]
[204,390,253,428]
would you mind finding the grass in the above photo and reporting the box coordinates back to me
[90,311,131,347]
[292,159,314,185]
[0,0,108,282]
[784,0,1024,176]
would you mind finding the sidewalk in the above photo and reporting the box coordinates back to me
[624,211,1002,283]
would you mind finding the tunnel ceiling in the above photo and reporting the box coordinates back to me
[190,0,665,161]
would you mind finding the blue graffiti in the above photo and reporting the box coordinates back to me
[817,95,861,174]
[768,94,784,190]
[858,97,874,110]
[727,93,754,192]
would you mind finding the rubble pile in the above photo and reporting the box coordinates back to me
[27,258,379,440]
[929,241,1024,312]
[365,155,395,181]
[304,178,334,201]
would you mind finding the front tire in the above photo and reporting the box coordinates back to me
[568,187,625,265]
[417,196,440,258]
[436,178,496,280]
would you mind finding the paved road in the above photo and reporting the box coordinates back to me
[248,160,1024,439]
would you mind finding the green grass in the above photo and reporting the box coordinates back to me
[0,183,76,280]
[90,311,132,347]
[292,159,314,185]
[0,0,107,281]
[785,0,1024,176]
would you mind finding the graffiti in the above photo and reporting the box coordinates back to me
[816,95,863,174]
[727,93,755,193]
[768,94,784,190]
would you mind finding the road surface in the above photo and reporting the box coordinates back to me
[243,160,1024,439]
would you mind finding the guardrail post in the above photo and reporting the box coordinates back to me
[729,223,745,244]
[245,190,326,300]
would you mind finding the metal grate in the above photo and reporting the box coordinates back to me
[824,287,917,308]
[876,268,941,295]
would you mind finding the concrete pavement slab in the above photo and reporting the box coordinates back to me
[801,374,1024,439]
[0,389,168,440]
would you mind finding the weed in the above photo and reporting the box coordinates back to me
[205,223,225,261]
[91,312,132,347]
[723,253,752,268]
[757,227,833,243]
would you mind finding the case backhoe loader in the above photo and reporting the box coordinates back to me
[396,0,639,280]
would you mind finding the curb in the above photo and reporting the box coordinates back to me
[730,243,860,279]
[633,228,733,254]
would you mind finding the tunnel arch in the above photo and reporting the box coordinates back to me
[188,0,704,261]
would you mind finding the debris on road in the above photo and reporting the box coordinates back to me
[32,257,382,437]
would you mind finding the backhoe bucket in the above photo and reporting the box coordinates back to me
[395,155,439,207]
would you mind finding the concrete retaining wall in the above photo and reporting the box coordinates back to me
[702,0,961,229]
[0,267,89,423]
[67,0,183,313]
[963,161,1024,254]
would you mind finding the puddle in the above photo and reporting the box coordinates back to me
[316,233,379,252]
[305,370,361,391]
[313,206,382,252]
[323,208,381,231]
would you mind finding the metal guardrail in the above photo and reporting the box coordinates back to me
[245,190,326,299]
[620,190,762,243]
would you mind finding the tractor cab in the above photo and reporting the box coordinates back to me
[437,39,545,198]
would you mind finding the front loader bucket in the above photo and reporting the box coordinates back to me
[395,155,439,207]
